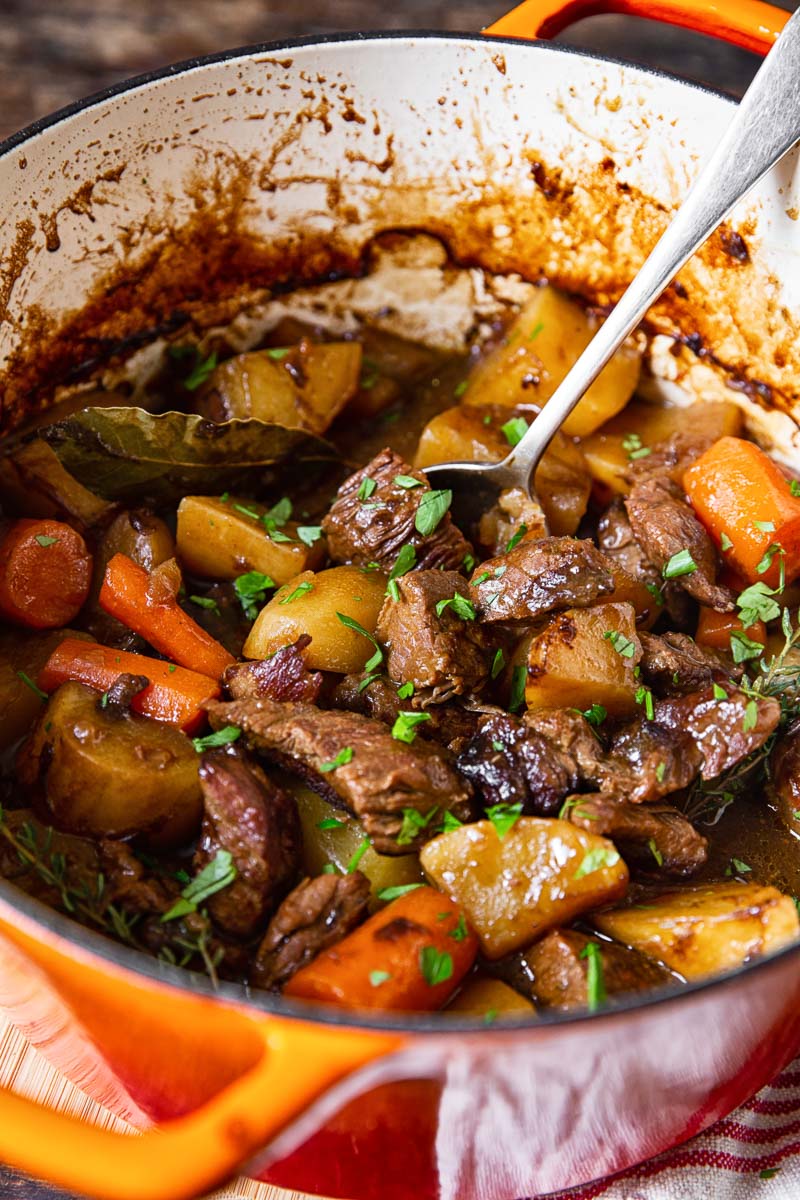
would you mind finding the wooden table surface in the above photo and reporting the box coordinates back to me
[0,0,796,1197]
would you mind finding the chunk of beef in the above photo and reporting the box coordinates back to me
[567,794,708,876]
[523,707,606,778]
[599,719,703,802]
[654,687,781,779]
[456,711,580,815]
[223,636,323,704]
[205,697,473,853]
[597,499,692,628]
[331,672,484,749]
[522,928,673,1010]
[251,871,370,990]
[375,570,493,701]
[628,432,713,487]
[469,537,613,624]
[477,487,548,556]
[625,476,734,612]
[193,751,302,939]
[99,840,178,915]
[321,447,471,572]
[638,631,738,696]
[766,724,800,836]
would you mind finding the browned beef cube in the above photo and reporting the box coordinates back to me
[321,447,471,572]
[523,707,606,778]
[456,712,580,816]
[567,794,708,876]
[599,719,703,802]
[331,672,486,749]
[252,872,370,990]
[638,631,738,697]
[524,928,673,1010]
[205,697,473,853]
[625,476,734,612]
[654,687,780,780]
[376,569,493,701]
[628,432,713,487]
[769,726,800,836]
[469,537,613,624]
[193,751,302,939]
[223,635,324,704]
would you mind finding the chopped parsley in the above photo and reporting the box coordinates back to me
[394,475,423,489]
[369,970,392,987]
[397,805,439,845]
[440,811,464,833]
[720,533,733,551]
[454,380,469,398]
[190,594,220,614]
[161,849,237,922]
[387,543,417,599]
[449,914,469,942]
[635,685,655,721]
[233,570,276,620]
[580,942,606,1012]
[435,593,477,621]
[485,801,524,840]
[346,836,371,873]
[183,350,218,391]
[419,945,454,987]
[792,480,800,498]
[737,581,781,628]
[358,477,377,502]
[278,580,314,605]
[508,664,527,713]
[742,699,759,732]
[192,725,241,753]
[376,883,425,902]
[645,582,665,607]
[391,711,432,744]
[582,703,607,727]
[603,630,637,658]
[317,817,347,830]
[336,611,384,673]
[754,520,776,533]
[415,489,452,537]
[574,845,620,879]
[760,1168,781,1180]
[622,432,651,461]
[296,525,323,547]
[34,534,59,547]
[725,857,752,876]
[16,671,47,701]
[491,648,506,679]
[265,346,290,360]
[500,416,529,447]
[730,629,765,664]
[492,739,506,752]
[234,502,261,521]
[712,683,728,701]
[319,747,354,772]
[756,543,784,576]
[397,681,415,699]
[662,549,697,579]
[528,320,545,341]
[505,524,527,552]
[655,761,666,783]
[648,839,664,867]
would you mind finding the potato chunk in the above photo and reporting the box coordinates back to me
[196,342,362,434]
[445,976,536,1018]
[524,601,642,718]
[420,817,629,960]
[17,682,201,846]
[592,883,800,981]
[176,495,325,583]
[461,288,641,436]
[0,629,94,751]
[582,400,742,495]
[243,565,388,673]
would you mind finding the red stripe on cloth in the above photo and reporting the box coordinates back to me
[742,1096,800,1116]
[713,1115,800,1144]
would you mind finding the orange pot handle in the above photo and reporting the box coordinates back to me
[485,0,789,56]
[0,1014,401,1200]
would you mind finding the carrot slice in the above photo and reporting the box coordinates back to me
[684,437,800,587]
[38,638,219,732]
[285,886,478,1011]
[696,607,767,653]
[99,553,235,680]
[0,519,92,630]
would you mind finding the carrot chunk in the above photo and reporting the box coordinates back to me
[0,519,92,630]
[696,607,767,653]
[285,886,478,1011]
[684,437,800,587]
[99,553,234,680]
[38,638,219,732]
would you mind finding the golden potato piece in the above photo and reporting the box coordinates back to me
[445,976,536,1018]
[524,601,642,718]
[196,341,362,435]
[461,288,641,436]
[176,495,325,583]
[593,883,800,981]
[18,682,201,846]
[582,400,742,495]
[420,817,629,960]
[243,565,388,673]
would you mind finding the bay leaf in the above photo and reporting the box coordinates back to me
[39,407,338,505]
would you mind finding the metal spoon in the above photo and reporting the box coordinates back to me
[423,8,800,529]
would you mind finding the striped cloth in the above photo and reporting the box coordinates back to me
[551,1063,800,1199]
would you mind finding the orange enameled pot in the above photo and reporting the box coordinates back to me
[0,1,799,1197]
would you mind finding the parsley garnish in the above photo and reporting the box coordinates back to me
[454,380,469,398]
[392,711,432,744]
[233,570,275,619]
[161,849,237,922]
[369,970,391,987]
[730,629,764,664]
[397,805,439,845]
[725,857,752,876]
[501,416,529,447]
[279,581,314,605]
[17,671,47,701]
[712,683,728,701]
[449,914,469,942]
[319,747,354,772]
[184,351,218,391]
[648,838,664,867]
[582,703,607,726]
[336,611,383,673]
[358,477,377,502]
[720,533,733,552]
[387,544,417,600]
[346,836,371,873]
[754,520,776,533]
[190,594,220,614]
[376,883,425,902]
[435,593,477,621]
[604,630,637,658]
[192,725,241,753]
[655,761,666,783]
[574,845,620,879]
[662,549,697,579]
[419,945,454,987]
[394,475,423,489]
[622,432,651,461]
[742,699,759,732]
[34,534,58,547]
[415,489,452,537]
[635,685,655,720]
[508,664,527,713]
[792,481,800,498]
[580,942,606,1012]
[485,802,523,840]
[756,543,784,575]
[505,524,528,552]
[491,648,506,679]
[397,681,415,699]
[317,817,347,830]
[737,581,781,628]
[440,811,464,833]
[297,525,323,547]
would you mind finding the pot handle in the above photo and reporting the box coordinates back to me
[0,1014,401,1200]
[485,0,789,55]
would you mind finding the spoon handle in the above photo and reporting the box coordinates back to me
[506,5,800,486]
